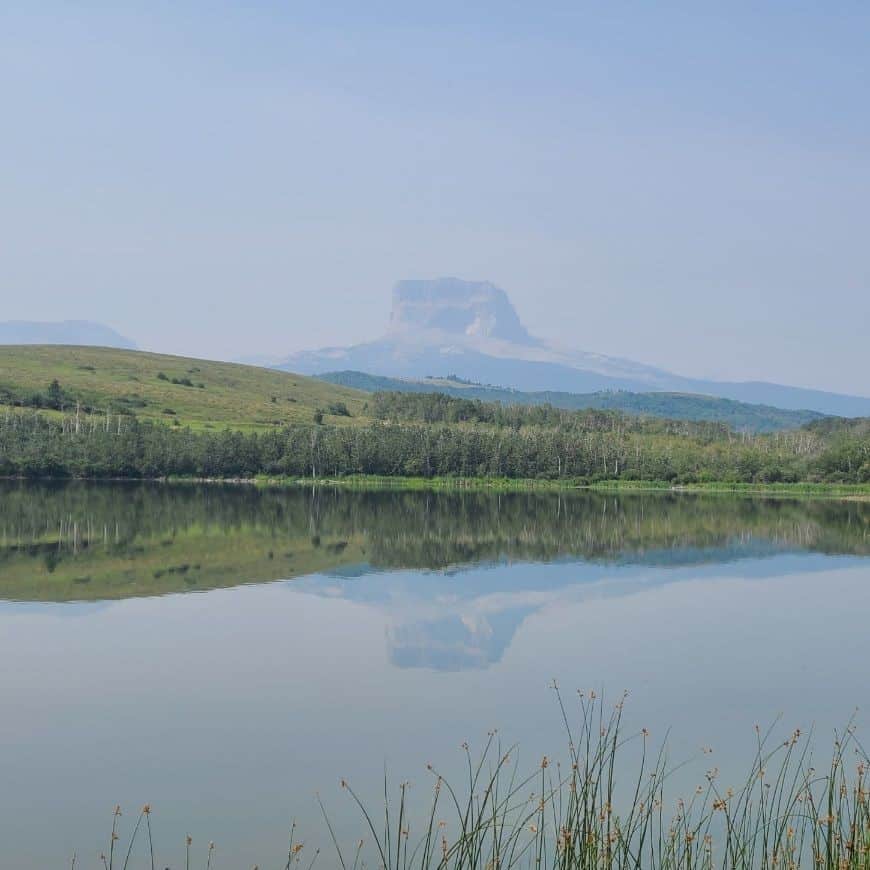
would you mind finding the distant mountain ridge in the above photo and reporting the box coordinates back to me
[277,278,870,417]
[318,370,827,432]
[0,320,137,350]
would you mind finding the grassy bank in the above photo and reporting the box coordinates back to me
[583,479,870,499]
[250,473,578,491]
[5,472,870,498]
[6,470,863,499]
[91,689,870,868]
[245,474,870,500]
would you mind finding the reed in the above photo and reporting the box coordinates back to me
[91,687,870,868]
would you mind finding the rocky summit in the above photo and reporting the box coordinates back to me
[388,278,538,346]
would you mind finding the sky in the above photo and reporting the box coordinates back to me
[1,2,868,395]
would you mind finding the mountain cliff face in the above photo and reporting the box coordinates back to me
[277,278,870,417]
[388,278,538,346]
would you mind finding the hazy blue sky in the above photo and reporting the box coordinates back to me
[1,2,868,394]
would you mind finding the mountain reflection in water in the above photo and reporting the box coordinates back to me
[1,481,868,669]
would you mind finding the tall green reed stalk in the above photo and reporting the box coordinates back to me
[91,686,870,868]
[322,685,869,869]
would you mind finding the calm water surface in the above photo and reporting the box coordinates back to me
[0,482,868,867]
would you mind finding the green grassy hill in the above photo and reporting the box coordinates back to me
[0,345,368,430]
[319,370,827,432]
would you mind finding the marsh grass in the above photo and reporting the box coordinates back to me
[93,688,870,869]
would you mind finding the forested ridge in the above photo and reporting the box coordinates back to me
[1,394,868,483]
[321,370,826,432]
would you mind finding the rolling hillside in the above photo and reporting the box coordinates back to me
[0,345,368,430]
[318,371,827,432]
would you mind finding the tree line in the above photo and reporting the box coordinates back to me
[1,404,868,483]
[368,390,735,436]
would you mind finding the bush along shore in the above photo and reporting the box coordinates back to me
[87,688,869,869]
[1,400,869,486]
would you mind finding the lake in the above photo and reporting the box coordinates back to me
[0,481,868,868]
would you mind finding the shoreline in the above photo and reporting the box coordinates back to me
[2,473,869,500]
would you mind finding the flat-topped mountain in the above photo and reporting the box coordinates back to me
[0,320,137,349]
[277,278,870,417]
[388,278,539,346]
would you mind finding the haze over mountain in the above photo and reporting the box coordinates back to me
[0,320,136,350]
[278,279,870,417]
